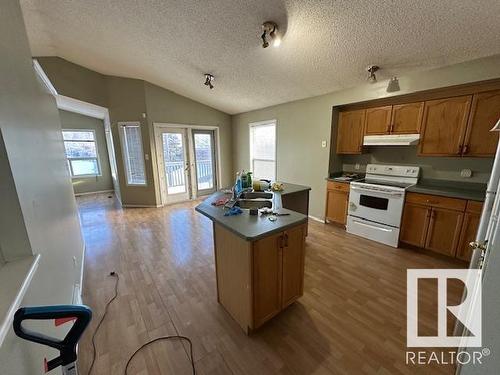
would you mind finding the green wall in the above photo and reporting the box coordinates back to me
[59,110,114,194]
[232,54,500,219]
[37,57,232,206]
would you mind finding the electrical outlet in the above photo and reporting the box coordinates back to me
[460,169,472,178]
[73,256,77,268]
[321,140,327,148]
[355,163,360,170]
[145,154,150,161]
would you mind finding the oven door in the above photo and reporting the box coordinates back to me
[348,185,405,227]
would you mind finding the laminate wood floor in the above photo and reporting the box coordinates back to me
[77,193,465,375]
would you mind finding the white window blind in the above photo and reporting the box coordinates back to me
[119,123,146,185]
[62,130,101,177]
[250,121,276,180]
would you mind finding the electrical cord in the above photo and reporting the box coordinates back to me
[123,335,195,375]
[88,271,119,375]
[86,271,196,375]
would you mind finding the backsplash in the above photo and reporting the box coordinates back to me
[340,146,493,183]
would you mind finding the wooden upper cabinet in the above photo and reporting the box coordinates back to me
[425,207,464,256]
[391,102,424,134]
[463,90,500,157]
[418,96,472,156]
[365,106,392,135]
[336,110,365,154]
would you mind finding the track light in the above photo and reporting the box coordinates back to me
[367,65,379,83]
[261,21,280,48]
[204,74,214,89]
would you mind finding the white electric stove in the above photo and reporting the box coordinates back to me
[346,164,420,247]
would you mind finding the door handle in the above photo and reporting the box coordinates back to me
[284,233,289,247]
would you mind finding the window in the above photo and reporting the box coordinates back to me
[249,120,276,180]
[62,130,101,177]
[119,122,146,185]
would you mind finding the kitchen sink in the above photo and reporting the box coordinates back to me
[235,199,272,209]
[239,191,273,199]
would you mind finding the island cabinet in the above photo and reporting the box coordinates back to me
[325,181,349,226]
[400,193,483,260]
[214,222,307,333]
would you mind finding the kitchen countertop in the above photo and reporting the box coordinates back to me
[195,187,309,241]
[407,179,487,202]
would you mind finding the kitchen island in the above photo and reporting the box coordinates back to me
[195,183,310,333]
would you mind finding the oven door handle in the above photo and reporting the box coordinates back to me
[350,186,403,197]
[351,219,394,232]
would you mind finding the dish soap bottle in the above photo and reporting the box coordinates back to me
[241,170,248,189]
[246,172,252,190]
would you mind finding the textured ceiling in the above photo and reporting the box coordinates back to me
[20,0,500,114]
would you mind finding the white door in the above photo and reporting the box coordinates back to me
[159,128,191,204]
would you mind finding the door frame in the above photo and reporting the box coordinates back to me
[153,122,221,206]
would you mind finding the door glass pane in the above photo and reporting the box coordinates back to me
[163,133,186,194]
[193,133,214,191]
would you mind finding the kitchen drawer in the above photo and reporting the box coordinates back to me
[405,192,467,211]
[466,200,483,214]
[327,180,350,192]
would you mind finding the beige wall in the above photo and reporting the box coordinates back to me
[232,54,500,219]
[37,58,232,207]
[59,110,114,194]
[0,1,85,373]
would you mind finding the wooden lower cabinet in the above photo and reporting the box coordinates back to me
[325,181,350,226]
[424,207,464,256]
[456,201,483,261]
[214,222,306,334]
[400,203,430,247]
[400,193,483,261]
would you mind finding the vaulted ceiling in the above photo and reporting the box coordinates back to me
[20,0,500,114]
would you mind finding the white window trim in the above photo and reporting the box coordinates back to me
[118,121,148,186]
[62,129,102,179]
[249,119,277,181]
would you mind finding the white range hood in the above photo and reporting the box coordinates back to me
[363,134,420,146]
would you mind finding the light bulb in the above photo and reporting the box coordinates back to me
[273,35,281,47]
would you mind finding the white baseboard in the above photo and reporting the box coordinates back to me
[308,215,325,223]
[122,204,162,208]
[74,189,114,197]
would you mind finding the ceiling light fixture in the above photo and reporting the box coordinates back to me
[386,77,400,92]
[204,73,214,89]
[261,21,280,48]
[366,65,380,83]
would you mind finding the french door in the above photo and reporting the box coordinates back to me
[156,125,217,205]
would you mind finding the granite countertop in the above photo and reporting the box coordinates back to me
[195,187,308,241]
[407,179,487,202]
[279,182,311,195]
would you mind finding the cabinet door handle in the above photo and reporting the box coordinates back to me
[284,233,289,247]
[463,144,469,154]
